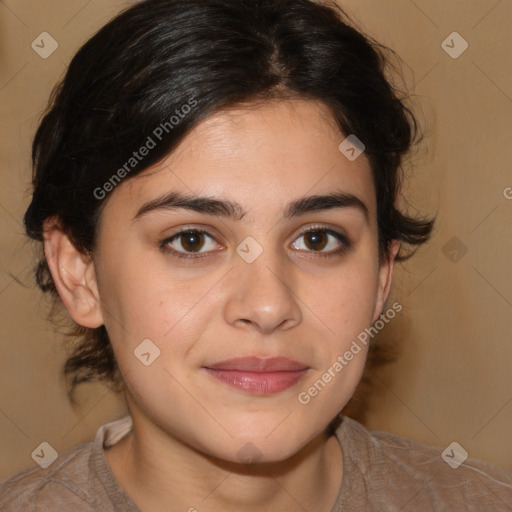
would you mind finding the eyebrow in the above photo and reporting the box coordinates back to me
[132,189,369,223]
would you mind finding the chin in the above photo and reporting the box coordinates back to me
[206,422,317,466]
[205,439,305,466]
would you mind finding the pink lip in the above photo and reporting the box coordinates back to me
[203,357,310,395]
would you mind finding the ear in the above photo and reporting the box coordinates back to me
[372,239,401,323]
[43,217,104,329]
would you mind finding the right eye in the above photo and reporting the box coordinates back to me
[160,229,221,260]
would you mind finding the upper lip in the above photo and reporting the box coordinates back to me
[204,356,309,372]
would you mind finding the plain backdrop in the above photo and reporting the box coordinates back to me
[1,0,511,480]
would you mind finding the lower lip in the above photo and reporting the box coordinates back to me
[203,368,309,395]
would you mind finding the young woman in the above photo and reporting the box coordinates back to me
[1,0,511,510]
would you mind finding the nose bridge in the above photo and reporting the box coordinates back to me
[223,240,302,333]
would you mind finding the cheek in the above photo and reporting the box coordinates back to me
[293,264,377,421]
[307,260,379,346]
[97,253,221,366]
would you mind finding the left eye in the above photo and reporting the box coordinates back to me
[291,228,348,254]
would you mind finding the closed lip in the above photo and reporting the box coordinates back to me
[203,356,309,372]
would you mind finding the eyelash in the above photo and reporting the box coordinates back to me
[159,225,352,261]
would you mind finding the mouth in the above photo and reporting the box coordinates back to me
[202,356,310,395]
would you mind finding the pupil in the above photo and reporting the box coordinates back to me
[306,231,326,251]
[182,232,203,252]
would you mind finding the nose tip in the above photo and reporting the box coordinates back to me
[235,310,295,334]
[223,256,302,334]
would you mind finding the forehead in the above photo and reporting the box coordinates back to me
[107,99,376,223]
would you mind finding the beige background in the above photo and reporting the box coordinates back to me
[1,0,511,481]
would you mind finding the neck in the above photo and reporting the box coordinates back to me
[105,411,343,512]
[105,414,343,512]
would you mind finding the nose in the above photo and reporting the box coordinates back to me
[223,249,302,335]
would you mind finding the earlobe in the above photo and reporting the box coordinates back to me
[372,239,401,323]
[43,217,104,329]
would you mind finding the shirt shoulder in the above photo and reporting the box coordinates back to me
[334,416,512,511]
[0,415,138,512]
[0,441,100,511]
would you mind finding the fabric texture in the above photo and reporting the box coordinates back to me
[1,414,511,511]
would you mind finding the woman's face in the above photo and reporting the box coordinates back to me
[92,99,396,463]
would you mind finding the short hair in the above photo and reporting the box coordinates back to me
[23,0,435,406]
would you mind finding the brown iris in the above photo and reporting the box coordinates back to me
[303,230,328,251]
[180,231,205,252]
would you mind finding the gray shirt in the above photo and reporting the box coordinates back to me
[1,415,511,511]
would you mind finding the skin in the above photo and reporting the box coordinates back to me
[43,99,399,512]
